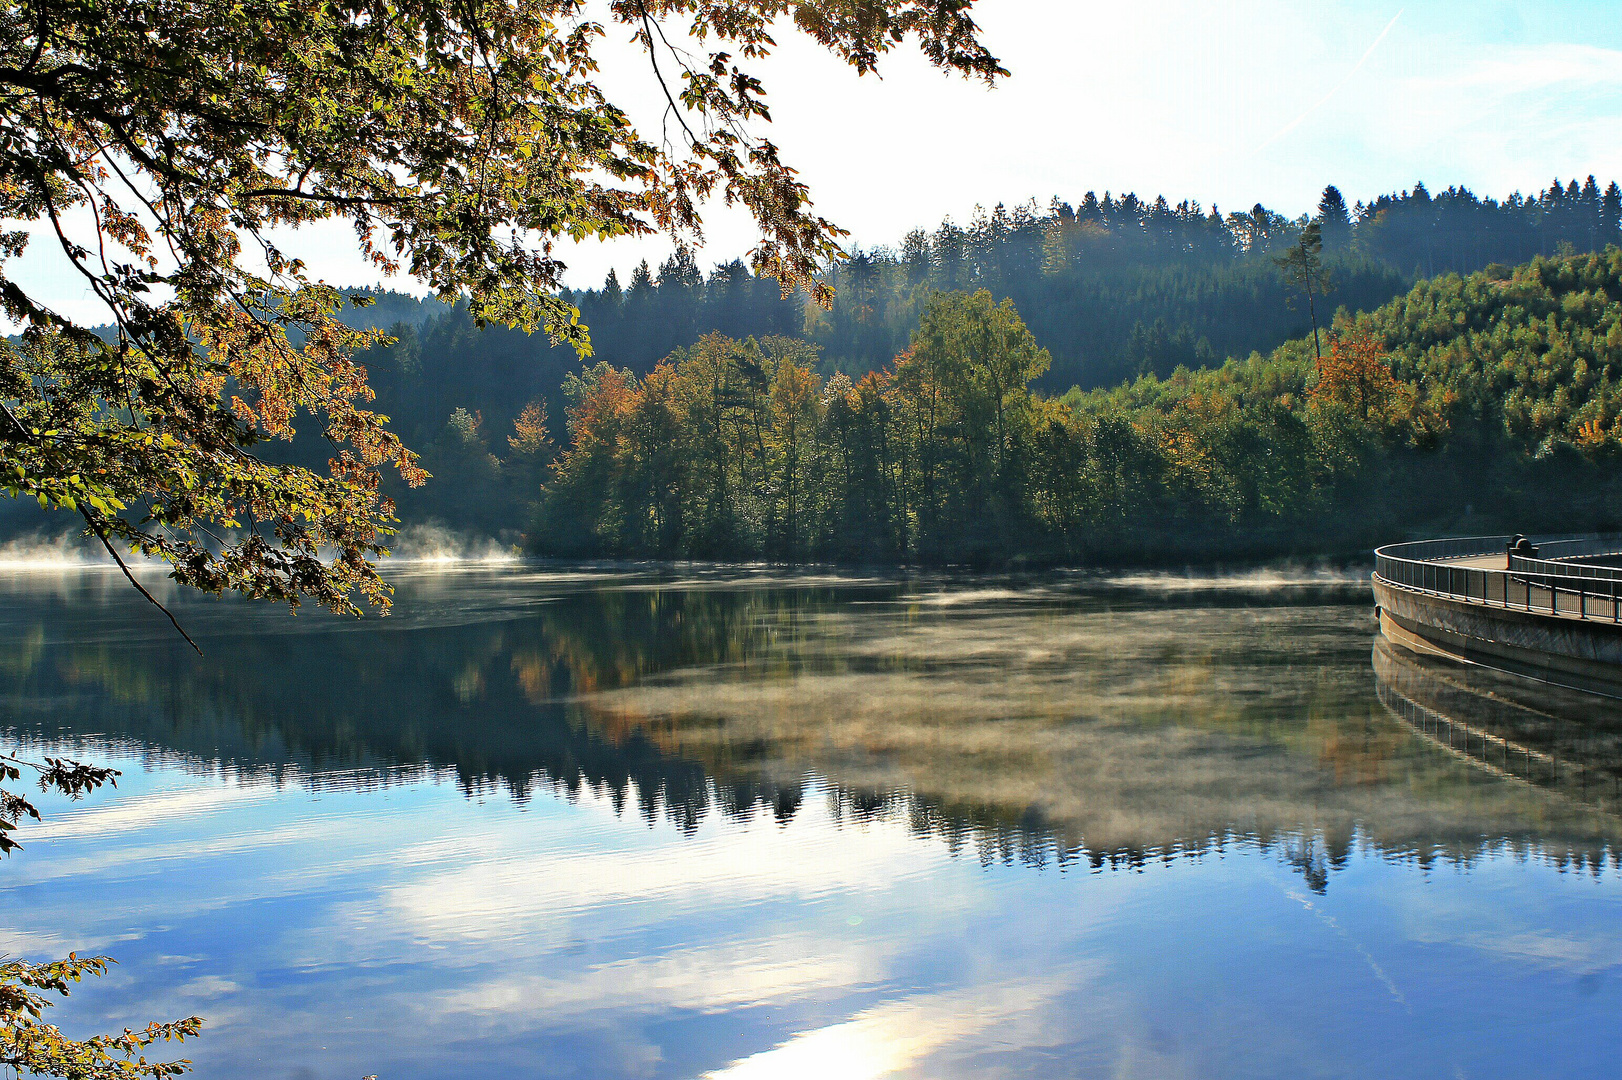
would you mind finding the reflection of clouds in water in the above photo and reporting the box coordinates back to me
[1478,931,1622,972]
[9,571,1622,1077]
[427,941,879,1029]
[33,779,280,843]
[0,924,81,959]
[367,805,951,942]
[1393,862,1622,976]
[702,977,1088,1080]
[10,744,1622,1079]
[12,762,1126,1078]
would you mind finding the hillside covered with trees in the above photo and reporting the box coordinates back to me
[330,177,1622,528]
[360,174,1619,423]
[421,248,1622,564]
[8,180,1622,559]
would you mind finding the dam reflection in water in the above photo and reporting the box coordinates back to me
[2,567,1621,1079]
[1373,636,1622,820]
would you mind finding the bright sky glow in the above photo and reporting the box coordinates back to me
[15,0,1622,319]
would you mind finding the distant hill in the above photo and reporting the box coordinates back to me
[355,176,1622,468]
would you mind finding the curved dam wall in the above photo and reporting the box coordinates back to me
[1374,576,1622,699]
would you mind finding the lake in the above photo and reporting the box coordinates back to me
[3,564,1621,1079]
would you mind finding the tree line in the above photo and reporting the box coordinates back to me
[339,175,1622,504]
[430,248,1622,562]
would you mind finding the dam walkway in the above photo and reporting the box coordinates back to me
[1375,535,1622,625]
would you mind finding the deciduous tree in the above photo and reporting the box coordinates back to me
[0,0,1004,632]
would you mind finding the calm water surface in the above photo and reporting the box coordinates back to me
[3,565,1622,1079]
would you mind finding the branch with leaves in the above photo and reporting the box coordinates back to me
[0,954,202,1080]
[0,0,1004,636]
[0,750,203,1077]
[0,749,118,855]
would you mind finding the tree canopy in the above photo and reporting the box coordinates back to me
[324,174,1622,486]
[0,0,1003,625]
[531,250,1622,564]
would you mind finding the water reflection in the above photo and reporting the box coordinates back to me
[6,569,1622,884]
[3,567,1622,1080]
[1374,637,1622,823]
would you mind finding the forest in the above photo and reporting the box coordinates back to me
[296,176,1620,560]
[7,177,1622,561]
[354,175,1622,440]
[396,248,1622,564]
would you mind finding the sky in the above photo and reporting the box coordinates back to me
[17,0,1622,319]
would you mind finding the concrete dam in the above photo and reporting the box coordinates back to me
[1373,534,1622,699]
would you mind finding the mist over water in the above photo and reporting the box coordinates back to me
[383,522,523,564]
[2,567,1620,1079]
[0,522,523,578]
[0,530,112,570]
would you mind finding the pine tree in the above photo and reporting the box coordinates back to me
[1316,185,1352,250]
[601,268,624,308]
[1583,176,1604,250]
[1274,223,1330,360]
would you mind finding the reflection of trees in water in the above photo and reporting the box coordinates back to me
[541,588,1622,884]
[5,580,1622,888]
[0,585,848,826]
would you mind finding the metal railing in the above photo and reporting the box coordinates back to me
[1374,534,1622,625]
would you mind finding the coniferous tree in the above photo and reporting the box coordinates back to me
[1316,186,1352,250]
[1274,223,1330,360]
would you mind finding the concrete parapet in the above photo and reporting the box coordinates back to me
[1374,576,1622,698]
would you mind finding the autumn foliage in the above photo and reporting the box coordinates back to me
[534,259,1622,563]
[537,291,1443,562]
[1312,331,1396,414]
